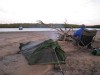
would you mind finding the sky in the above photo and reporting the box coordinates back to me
[0,0,100,25]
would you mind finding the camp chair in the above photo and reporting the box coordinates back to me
[74,29,97,49]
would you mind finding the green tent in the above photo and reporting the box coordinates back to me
[19,39,66,65]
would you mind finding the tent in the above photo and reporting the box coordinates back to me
[19,39,66,65]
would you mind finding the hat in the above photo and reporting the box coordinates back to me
[81,24,85,28]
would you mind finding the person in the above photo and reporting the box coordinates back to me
[73,24,93,49]
[73,24,86,39]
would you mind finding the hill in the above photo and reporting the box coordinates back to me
[0,23,100,28]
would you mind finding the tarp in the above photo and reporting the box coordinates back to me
[19,39,66,65]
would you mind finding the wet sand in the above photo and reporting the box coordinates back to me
[0,31,100,75]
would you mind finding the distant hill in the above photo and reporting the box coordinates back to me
[0,23,100,28]
[89,25,100,28]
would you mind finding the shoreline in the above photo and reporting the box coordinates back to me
[0,30,100,39]
[0,28,100,32]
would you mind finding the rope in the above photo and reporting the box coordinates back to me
[53,48,65,75]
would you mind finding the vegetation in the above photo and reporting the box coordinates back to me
[88,25,100,28]
[0,23,100,28]
[37,20,74,41]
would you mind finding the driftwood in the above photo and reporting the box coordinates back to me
[37,20,74,41]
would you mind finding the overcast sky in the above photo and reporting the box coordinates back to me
[0,0,100,25]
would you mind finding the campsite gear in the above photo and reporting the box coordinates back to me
[19,39,66,65]
[92,48,100,55]
[73,29,97,48]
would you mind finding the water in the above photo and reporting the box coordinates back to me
[0,28,99,32]
[0,28,55,32]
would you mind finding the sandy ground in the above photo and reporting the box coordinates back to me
[0,31,100,75]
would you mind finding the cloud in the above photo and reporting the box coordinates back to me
[0,8,6,13]
[0,0,100,25]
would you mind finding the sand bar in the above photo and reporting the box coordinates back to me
[0,31,100,75]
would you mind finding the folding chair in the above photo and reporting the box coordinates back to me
[78,29,97,49]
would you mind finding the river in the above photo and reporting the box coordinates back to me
[0,28,99,32]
